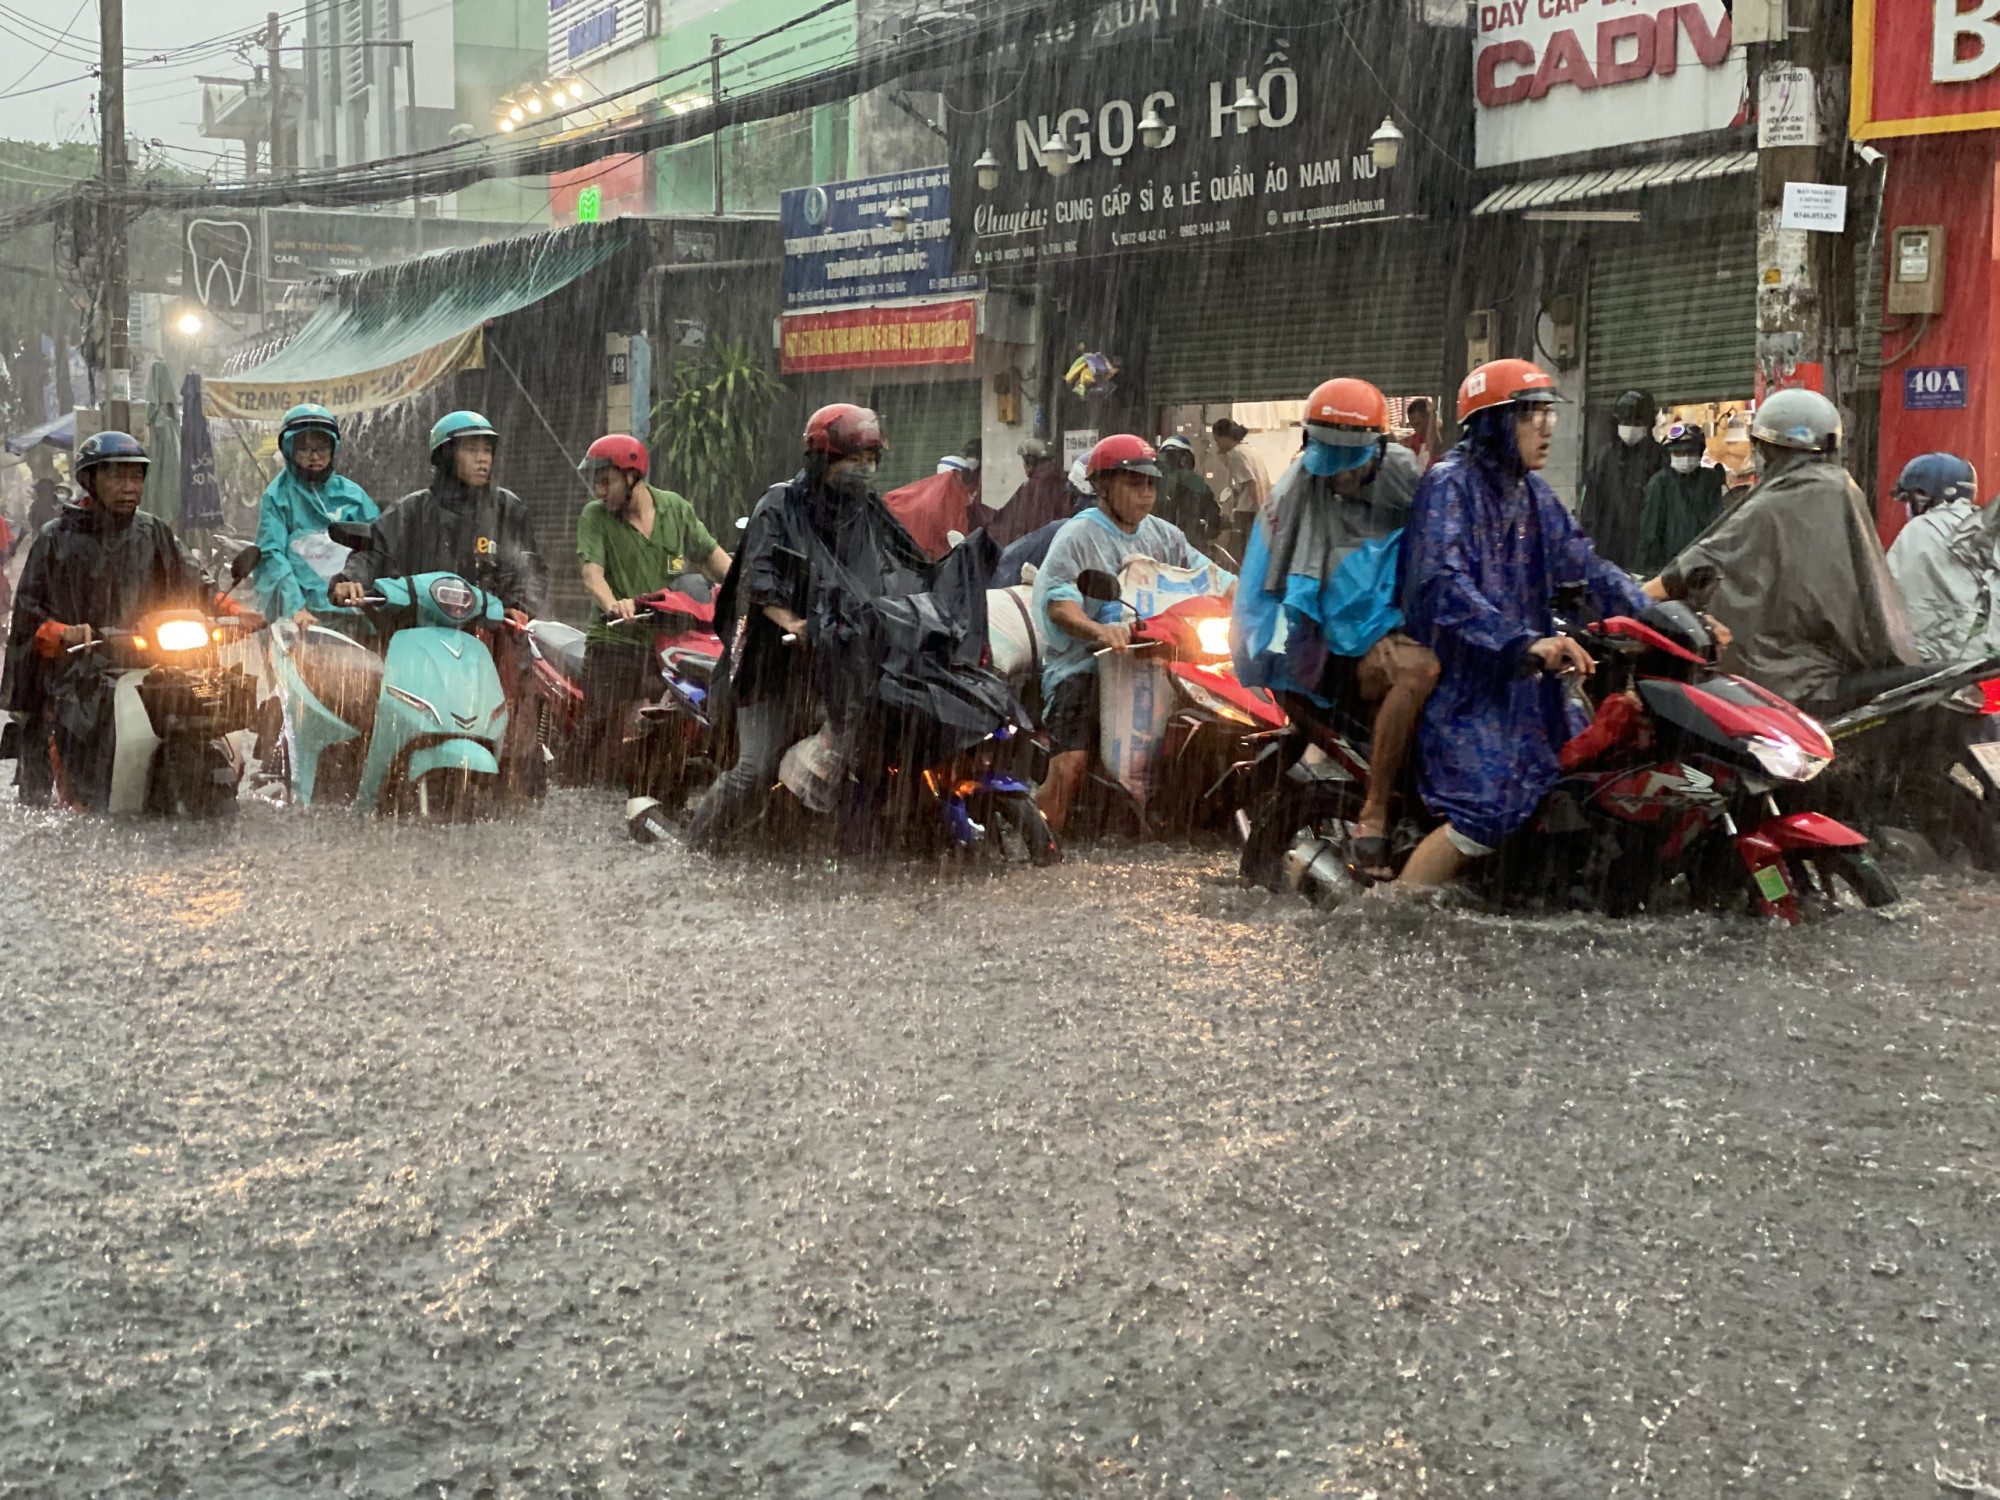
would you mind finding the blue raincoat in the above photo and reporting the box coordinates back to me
[1400,431,1649,848]
[252,466,379,619]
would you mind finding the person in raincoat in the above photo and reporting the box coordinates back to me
[1231,377,1439,887]
[1152,435,1221,549]
[251,404,379,628]
[1645,388,1920,710]
[1885,453,2000,664]
[1578,389,1662,572]
[1635,420,1726,576]
[1398,359,1652,888]
[687,403,934,852]
[882,452,979,559]
[970,438,1071,548]
[2,431,258,810]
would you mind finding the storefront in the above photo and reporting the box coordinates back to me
[944,0,1469,487]
[1853,0,2000,541]
[1466,0,1753,507]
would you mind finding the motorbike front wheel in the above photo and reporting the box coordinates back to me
[401,768,495,824]
[1786,848,1901,914]
[989,789,1060,867]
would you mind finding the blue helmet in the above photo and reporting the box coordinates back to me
[1894,452,1978,515]
[429,409,498,456]
[74,429,150,479]
[279,403,340,463]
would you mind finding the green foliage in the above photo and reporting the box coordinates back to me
[651,336,785,536]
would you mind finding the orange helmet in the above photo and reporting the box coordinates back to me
[1303,378,1390,448]
[1085,433,1162,478]
[804,403,885,458]
[1457,357,1562,423]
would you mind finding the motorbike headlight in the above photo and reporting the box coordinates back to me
[153,617,210,653]
[429,577,477,620]
[1747,733,1827,783]
[1194,616,1233,659]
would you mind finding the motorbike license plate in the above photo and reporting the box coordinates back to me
[1967,742,2000,785]
[1754,863,1793,904]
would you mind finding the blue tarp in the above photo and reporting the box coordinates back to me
[6,410,74,455]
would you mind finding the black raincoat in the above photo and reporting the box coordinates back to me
[338,473,548,616]
[1579,434,1664,572]
[1,503,212,807]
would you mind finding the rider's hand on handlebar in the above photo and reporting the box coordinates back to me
[1094,621,1134,653]
[1530,635,1595,676]
[1703,613,1733,650]
[505,608,532,630]
[60,623,94,649]
[330,581,364,605]
[610,597,638,622]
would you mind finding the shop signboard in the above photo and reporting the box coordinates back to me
[945,4,1460,272]
[1474,0,1746,167]
[1905,366,1969,411]
[551,156,649,224]
[779,300,978,375]
[780,169,983,312]
[1853,0,2000,138]
[549,0,647,71]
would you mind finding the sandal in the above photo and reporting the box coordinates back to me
[1346,834,1396,886]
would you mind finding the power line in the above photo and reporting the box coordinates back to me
[0,0,91,98]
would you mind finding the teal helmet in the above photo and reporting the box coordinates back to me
[430,409,498,457]
[279,403,340,464]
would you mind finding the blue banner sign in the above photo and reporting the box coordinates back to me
[780,168,984,312]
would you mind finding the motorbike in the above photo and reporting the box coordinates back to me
[1260,595,1893,922]
[1071,565,1288,838]
[1814,654,2000,867]
[264,521,511,821]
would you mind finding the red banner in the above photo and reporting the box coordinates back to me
[1854,0,2000,138]
[780,300,978,374]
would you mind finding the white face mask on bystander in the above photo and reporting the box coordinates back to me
[1670,453,1700,473]
[1617,423,1647,446]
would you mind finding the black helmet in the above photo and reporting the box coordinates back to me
[1612,390,1653,425]
[75,429,151,478]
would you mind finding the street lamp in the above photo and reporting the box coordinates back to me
[1233,85,1262,131]
[886,198,912,237]
[1043,130,1072,177]
[974,148,1001,190]
[1138,105,1169,149]
[1370,116,1405,170]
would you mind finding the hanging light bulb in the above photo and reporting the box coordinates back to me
[568,80,586,102]
[1043,131,1071,178]
[525,94,544,115]
[1138,105,1168,149]
[508,104,525,123]
[1232,85,1262,131]
[1369,116,1405,170]
[500,117,517,132]
[974,148,1001,191]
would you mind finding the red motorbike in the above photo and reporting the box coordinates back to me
[1270,597,1894,920]
[1073,568,1287,837]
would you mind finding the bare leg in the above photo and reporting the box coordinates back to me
[1357,640,1439,836]
[1038,748,1089,836]
[1399,823,1469,887]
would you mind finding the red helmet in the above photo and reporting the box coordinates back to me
[579,433,649,479]
[1457,357,1562,423]
[804,403,885,458]
[1085,433,1162,479]
[1303,378,1390,447]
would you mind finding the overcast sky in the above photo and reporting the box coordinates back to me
[0,0,295,165]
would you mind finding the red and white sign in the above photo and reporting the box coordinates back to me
[1475,0,1747,168]
[1853,0,2000,138]
[779,300,978,374]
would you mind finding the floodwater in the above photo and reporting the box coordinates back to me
[2,793,1998,1498]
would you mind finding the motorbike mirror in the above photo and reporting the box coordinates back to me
[1075,569,1122,603]
[228,544,261,584]
[326,520,375,550]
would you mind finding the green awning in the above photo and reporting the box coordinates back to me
[205,226,626,421]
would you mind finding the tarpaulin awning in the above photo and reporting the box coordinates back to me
[203,226,626,421]
[6,410,74,454]
[1471,151,1758,216]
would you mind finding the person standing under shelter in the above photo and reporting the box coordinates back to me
[1636,421,1726,576]
[1213,417,1271,556]
[1579,389,1662,572]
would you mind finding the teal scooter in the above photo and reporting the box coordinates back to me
[267,522,509,820]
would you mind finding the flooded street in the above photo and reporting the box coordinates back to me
[0,798,1994,1496]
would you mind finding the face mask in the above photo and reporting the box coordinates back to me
[1670,453,1700,473]
[831,462,876,497]
[1617,424,1647,446]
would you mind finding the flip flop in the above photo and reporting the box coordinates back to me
[1346,834,1395,886]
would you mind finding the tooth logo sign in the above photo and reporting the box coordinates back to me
[187,218,255,308]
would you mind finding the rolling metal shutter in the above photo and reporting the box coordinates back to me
[1586,217,1757,405]
[1146,224,1451,405]
[870,379,982,493]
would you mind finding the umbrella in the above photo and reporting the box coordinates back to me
[142,361,181,523]
[179,373,223,530]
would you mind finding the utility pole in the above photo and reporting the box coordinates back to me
[710,34,724,217]
[266,11,285,175]
[98,0,130,432]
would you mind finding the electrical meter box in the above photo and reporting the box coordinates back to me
[1888,226,1945,316]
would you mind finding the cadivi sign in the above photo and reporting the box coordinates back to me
[1476,0,1746,168]
[1853,0,2000,137]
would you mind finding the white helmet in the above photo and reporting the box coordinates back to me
[1750,389,1841,453]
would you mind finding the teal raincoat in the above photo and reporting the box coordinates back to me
[252,464,380,619]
